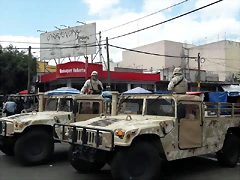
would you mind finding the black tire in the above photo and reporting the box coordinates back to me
[14,130,54,166]
[68,145,105,174]
[111,141,162,180]
[216,133,240,168]
[0,144,15,156]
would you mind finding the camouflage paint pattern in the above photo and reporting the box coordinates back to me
[0,94,105,137]
[61,94,240,161]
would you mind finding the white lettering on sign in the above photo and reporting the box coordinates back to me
[73,68,86,73]
[59,68,85,74]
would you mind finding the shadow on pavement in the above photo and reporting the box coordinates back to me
[1,149,239,180]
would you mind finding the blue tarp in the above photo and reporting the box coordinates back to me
[154,91,171,94]
[102,91,112,97]
[122,87,152,94]
[44,87,81,95]
[208,92,227,103]
[208,92,228,115]
[103,97,112,101]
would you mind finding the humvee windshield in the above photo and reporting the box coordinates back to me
[118,99,144,114]
[145,98,175,117]
[45,98,73,112]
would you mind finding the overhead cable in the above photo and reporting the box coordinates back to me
[1,43,106,50]
[101,0,190,33]
[108,0,224,41]
[109,44,197,59]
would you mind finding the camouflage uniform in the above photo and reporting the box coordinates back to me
[167,67,188,94]
[81,71,103,95]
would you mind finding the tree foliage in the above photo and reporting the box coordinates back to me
[0,44,37,94]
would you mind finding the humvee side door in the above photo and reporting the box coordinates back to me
[74,100,103,122]
[177,101,203,149]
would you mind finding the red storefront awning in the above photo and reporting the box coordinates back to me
[19,90,29,95]
[40,61,160,83]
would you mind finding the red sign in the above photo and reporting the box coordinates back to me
[56,61,103,79]
[41,61,161,82]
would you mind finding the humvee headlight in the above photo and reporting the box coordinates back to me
[114,129,125,139]
[117,130,123,136]
[19,124,24,129]
[14,122,18,127]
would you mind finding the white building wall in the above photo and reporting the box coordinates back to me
[160,68,208,82]
[119,41,166,71]
[188,41,226,81]
[225,41,240,80]
[118,39,239,82]
[164,41,184,68]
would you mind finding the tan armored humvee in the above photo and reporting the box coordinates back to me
[54,92,240,180]
[0,93,109,166]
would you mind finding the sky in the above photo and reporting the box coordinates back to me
[0,0,240,65]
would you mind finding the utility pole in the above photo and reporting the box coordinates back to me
[197,52,201,91]
[98,31,102,63]
[27,46,31,94]
[106,37,111,90]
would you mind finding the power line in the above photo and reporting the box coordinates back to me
[206,59,240,71]
[206,57,240,61]
[0,40,98,46]
[107,0,224,41]
[108,44,197,59]
[101,0,190,33]
[0,0,221,46]
[1,43,103,50]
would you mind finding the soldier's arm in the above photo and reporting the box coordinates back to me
[167,78,176,90]
[99,81,103,90]
[80,80,90,94]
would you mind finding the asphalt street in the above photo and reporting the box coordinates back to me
[0,144,240,180]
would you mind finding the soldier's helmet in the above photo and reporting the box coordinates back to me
[173,67,183,75]
[91,71,98,76]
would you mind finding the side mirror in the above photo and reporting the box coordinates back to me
[73,100,79,114]
[177,103,186,119]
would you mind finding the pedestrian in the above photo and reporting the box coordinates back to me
[3,97,17,116]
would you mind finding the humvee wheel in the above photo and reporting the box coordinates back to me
[14,130,54,166]
[111,141,162,180]
[68,146,105,174]
[216,134,240,168]
[0,144,15,156]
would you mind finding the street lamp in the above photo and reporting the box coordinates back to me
[54,26,61,30]
[76,21,86,25]
[37,30,47,33]
[60,25,70,28]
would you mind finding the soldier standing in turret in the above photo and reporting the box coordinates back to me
[167,67,188,94]
[81,71,103,95]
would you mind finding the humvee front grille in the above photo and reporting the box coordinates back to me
[53,123,114,151]
[76,129,97,144]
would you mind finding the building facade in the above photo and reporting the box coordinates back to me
[118,40,240,82]
[37,61,160,93]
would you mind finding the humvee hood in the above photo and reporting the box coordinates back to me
[72,115,175,130]
[1,111,70,123]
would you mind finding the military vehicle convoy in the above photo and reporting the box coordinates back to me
[0,93,110,166]
[54,92,240,180]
